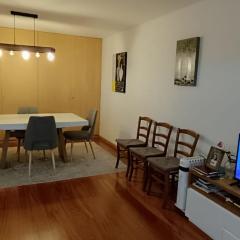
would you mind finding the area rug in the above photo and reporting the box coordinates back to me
[0,142,126,188]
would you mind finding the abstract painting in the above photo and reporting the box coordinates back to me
[113,52,127,93]
[174,37,200,86]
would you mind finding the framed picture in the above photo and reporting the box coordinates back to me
[206,146,225,171]
[113,52,127,93]
[174,37,200,86]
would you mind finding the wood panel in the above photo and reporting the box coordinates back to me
[0,27,102,134]
[0,29,38,114]
[37,32,74,113]
[71,36,101,132]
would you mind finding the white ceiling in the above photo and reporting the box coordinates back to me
[0,0,202,38]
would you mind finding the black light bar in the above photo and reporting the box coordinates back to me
[0,43,55,53]
[11,11,38,19]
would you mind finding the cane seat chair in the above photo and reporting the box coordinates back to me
[128,122,173,190]
[115,116,153,177]
[147,128,200,208]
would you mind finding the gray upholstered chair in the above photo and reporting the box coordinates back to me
[64,110,98,160]
[24,116,58,176]
[10,106,38,161]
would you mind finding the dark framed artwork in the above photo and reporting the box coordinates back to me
[113,52,127,93]
[206,146,225,171]
[174,37,200,86]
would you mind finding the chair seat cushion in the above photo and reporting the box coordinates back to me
[31,142,55,150]
[116,139,146,149]
[130,147,164,158]
[148,157,180,172]
[64,130,89,140]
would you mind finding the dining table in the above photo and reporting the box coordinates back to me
[0,113,88,169]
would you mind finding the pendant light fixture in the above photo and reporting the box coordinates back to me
[0,11,55,61]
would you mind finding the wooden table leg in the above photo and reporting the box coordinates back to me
[57,128,68,162]
[0,130,11,169]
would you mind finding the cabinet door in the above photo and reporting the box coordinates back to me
[186,188,240,240]
[221,209,240,240]
[38,32,74,113]
[70,37,101,133]
[222,229,240,240]
[186,188,221,239]
[0,53,38,113]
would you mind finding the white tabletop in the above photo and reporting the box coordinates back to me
[0,113,88,130]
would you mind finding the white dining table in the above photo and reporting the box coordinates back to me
[0,113,88,168]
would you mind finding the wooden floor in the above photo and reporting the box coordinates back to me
[0,142,211,240]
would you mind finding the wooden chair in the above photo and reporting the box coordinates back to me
[128,122,173,190]
[147,128,199,208]
[115,116,152,177]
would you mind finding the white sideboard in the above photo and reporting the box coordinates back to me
[185,188,240,240]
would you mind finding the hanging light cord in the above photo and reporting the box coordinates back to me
[13,14,16,45]
[1,11,55,55]
[34,18,36,47]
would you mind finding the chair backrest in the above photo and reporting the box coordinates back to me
[152,122,173,156]
[174,128,200,158]
[24,116,58,151]
[18,106,38,114]
[81,110,98,139]
[136,116,153,144]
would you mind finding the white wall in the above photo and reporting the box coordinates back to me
[100,0,240,156]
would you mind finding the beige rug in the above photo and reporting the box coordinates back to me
[0,142,126,188]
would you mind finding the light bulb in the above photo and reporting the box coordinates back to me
[9,50,15,56]
[35,52,40,58]
[47,52,55,62]
[0,49,2,58]
[21,51,30,60]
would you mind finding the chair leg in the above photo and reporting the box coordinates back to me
[143,161,149,191]
[147,166,153,195]
[162,172,170,208]
[28,151,32,177]
[147,176,153,195]
[126,150,131,177]
[128,152,134,181]
[89,140,95,159]
[25,150,28,161]
[43,150,46,160]
[84,140,88,153]
[70,142,73,161]
[17,138,21,162]
[51,150,56,171]
[115,144,120,168]
[171,174,176,188]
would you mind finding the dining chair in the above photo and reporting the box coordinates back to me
[115,116,153,177]
[63,109,98,160]
[128,122,173,189]
[146,128,200,208]
[24,116,58,177]
[10,106,38,161]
